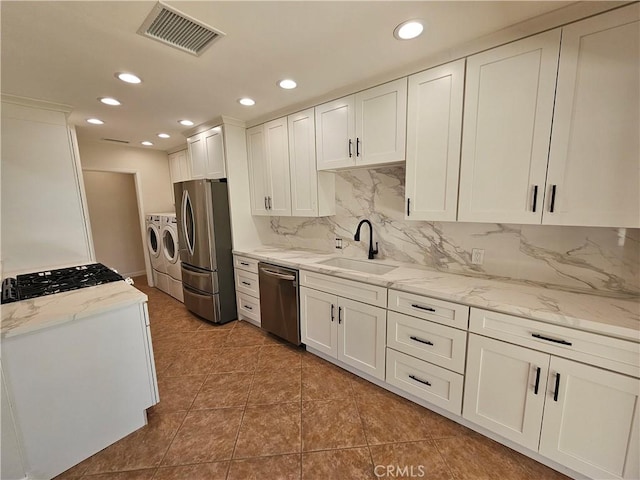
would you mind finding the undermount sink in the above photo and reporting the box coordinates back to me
[317,257,397,275]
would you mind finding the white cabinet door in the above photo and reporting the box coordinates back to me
[355,78,407,167]
[169,149,190,184]
[203,127,226,179]
[405,60,465,221]
[544,5,640,228]
[246,124,269,215]
[315,96,355,170]
[458,30,560,224]
[300,286,337,358]
[463,334,550,451]
[540,357,640,480]
[337,297,386,380]
[187,133,206,179]
[264,117,292,216]
[289,109,319,216]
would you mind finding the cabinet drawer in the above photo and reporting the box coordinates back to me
[234,255,259,274]
[237,292,260,324]
[470,308,640,378]
[235,270,259,297]
[388,289,469,330]
[386,348,463,415]
[300,270,387,308]
[387,311,467,374]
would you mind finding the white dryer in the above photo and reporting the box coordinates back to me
[161,214,183,302]
[146,213,169,294]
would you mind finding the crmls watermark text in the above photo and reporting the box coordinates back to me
[374,464,426,478]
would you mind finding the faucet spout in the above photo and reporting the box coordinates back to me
[354,219,379,260]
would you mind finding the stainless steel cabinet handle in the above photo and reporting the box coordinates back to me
[259,268,295,281]
[348,139,353,158]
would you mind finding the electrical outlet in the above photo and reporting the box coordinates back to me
[335,237,343,249]
[471,248,485,265]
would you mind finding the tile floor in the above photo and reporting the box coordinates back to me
[56,278,570,480]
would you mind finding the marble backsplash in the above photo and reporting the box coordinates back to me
[254,166,639,297]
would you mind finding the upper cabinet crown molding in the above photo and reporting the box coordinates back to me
[315,78,407,171]
[1,94,73,115]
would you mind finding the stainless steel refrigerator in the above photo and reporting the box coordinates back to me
[174,179,236,324]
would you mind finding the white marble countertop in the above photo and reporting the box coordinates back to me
[1,281,147,339]
[234,247,640,342]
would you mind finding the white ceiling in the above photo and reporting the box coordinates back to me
[1,1,581,152]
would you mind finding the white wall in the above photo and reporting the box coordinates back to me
[77,140,174,214]
[83,171,146,277]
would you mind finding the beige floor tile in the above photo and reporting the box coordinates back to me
[224,323,268,347]
[350,375,394,397]
[248,368,301,405]
[81,412,186,474]
[356,394,432,445]
[196,319,238,331]
[190,330,231,349]
[228,454,301,480]
[152,461,229,480]
[161,408,243,465]
[302,447,375,480]
[191,372,253,409]
[301,364,354,401]
[419,408,471,439]
[506,448,572,480]
[302,398,367,451]
[151,375,206,413]
[258,344,303,370]
[369,440,453,480]
[215,346,261,373]
[234,403,301,458]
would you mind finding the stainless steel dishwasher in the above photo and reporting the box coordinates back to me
[258,262,300,345]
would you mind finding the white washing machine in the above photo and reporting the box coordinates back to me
[146,213,169,294]
[161,213,183,302]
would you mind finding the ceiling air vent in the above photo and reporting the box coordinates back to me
[137,2,225,56]
[101,138,130,144]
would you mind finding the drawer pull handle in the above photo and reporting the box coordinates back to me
[244,305,253,311]
[409,374,431,387]
[553,373,561,402]
[409,336,434,346]
[533,366,541,395]
[531,333,572,346]
[240,262,250,266]
[241,281,251,286]
[411,304,435,312]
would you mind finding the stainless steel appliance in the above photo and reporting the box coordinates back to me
[258,262,300,345]
[174,179,236,324]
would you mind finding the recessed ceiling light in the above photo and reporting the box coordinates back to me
[179,119,194,126]
[278,79,297,90]
[87,118,105,125]
[238,97,256,106]
[141,141,153,146]
[394,20,424,40]
[116,72,142,84]
[99,97,121,106]
[157,133,170,139]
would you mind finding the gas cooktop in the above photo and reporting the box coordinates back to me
[1,263,124,304]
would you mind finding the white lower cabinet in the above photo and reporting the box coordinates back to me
[234,255,260,326]
[300,285,386,380]
[464,333,640,479]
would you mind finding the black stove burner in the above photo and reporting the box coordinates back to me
[1,263,124,304]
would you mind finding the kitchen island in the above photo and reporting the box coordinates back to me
[1,281,158,480]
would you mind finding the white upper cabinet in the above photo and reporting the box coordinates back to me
[186,126,227,180]
[543,5,640,227]
[168,149,191,184]
[316,78,407,170]
[288,109,335,217]
[405,59,465,221]
[458,30,561,224]
[246,118,291,216]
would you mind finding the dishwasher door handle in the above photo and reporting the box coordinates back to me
[259,268,296,281]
